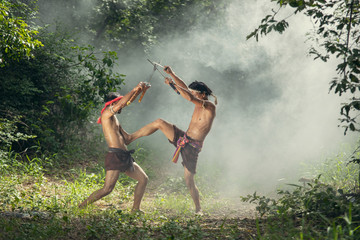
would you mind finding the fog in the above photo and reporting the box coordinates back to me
[116,0,357,195]
[39,0,358,195]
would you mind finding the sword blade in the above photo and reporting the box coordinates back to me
[147,59,167,78]
[147,59,164,69]
[147,59,180,95]
[147,64,156,83]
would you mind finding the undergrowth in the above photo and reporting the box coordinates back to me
[242,142,360,239]
[2,121,359,239]
[0,142,253,240]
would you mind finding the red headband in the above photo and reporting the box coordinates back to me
[97,96,123,124]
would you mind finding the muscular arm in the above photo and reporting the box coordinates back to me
[110,85,140,113]
[163,66,215,110]
[164,66,189,90]
[101,82,144,121]
[165,77,211,109]
[163,66,204,107]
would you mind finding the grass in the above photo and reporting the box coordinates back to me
[0,144,258,240]
[242,141,360,239]
[2,138,360,239]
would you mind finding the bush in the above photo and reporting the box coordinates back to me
[0,28,124,153]
[242,176,360,239]
[0,115,36,157]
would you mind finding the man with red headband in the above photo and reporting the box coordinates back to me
[125,66,217,214]
[79,82,149,212]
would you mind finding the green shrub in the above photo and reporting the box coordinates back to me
[242,176,360,239]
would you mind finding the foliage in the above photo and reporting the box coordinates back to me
[0,116,36,150]
[247,0,360,134]
[36,0,226,54]
[301,142,360,192]
[0,143,254,240]
[0,26,124,152]
[0,0,226,155]
[242,176,360,239]
[0,0,43,67]
[0,116,36,165]
[242,143,360,239]
[0,0,129,154]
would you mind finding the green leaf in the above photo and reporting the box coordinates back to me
[350,74,359,83]
[353,102,360,111]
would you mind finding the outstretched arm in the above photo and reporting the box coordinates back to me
[164,66,189,90]
[102,82,147,121]
[164,77,208,108]
[112,82,146,113]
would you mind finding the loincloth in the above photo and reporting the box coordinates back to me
[105,148,135,172]
[169,125,203,174]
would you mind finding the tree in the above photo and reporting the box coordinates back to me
[0,0,226,154]
[35,0,225,54]
[247,0,360,134]
[0,0,43,66]
[0,29,125,152]
[0,0,125,153]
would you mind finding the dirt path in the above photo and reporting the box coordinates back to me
[196,198,259,239]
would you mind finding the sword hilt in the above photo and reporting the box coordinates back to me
[138,83,151,102]
[138,88,148,103]
[127,88,142,105]
[169,82,180,95]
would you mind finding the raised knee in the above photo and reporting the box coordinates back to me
[126,134,133,145]
[154,118,165,128]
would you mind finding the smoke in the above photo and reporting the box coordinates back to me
[36,0,358,195]
[117,0,358,195]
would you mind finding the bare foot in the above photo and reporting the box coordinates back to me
[78,203,86,209]
[131,209,144,215]
[195,210,204,216]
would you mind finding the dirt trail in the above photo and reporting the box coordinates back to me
[197,198,258,239]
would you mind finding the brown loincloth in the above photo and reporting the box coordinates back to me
[105,148,135,172]
[169,125,203,174]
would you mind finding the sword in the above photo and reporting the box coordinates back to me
[138,63,154,103]
[147,59,180,95]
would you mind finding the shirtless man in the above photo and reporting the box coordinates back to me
[79,82,149,212]
[126,66,217,214]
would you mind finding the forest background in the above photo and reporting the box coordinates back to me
[1,0,360,239]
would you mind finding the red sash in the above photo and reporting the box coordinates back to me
[97,96,123,124]
[171,134,202,163]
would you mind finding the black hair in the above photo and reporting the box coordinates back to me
[105,92,121,102]
[188,81,213,96]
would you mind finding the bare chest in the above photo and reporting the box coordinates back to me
[191,106,209,122]
[103,117,122,139]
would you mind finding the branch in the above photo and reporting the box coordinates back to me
[343,0,355,77]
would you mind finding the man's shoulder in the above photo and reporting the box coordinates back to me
[205,100,216,110]
[101,114,118,124]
